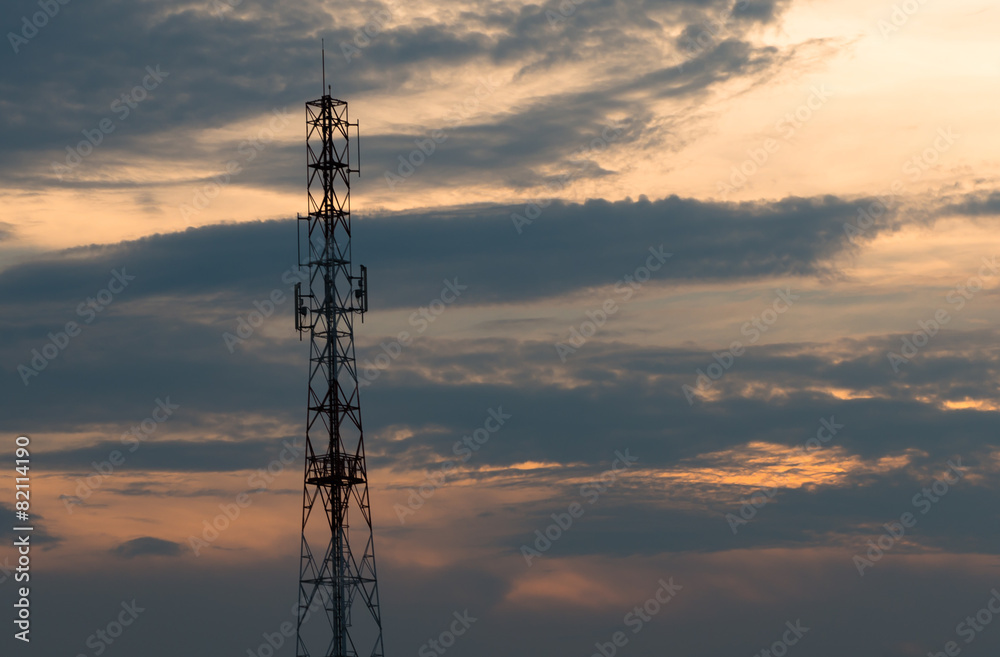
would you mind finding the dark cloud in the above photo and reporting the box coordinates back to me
[940,190,1000,217]
[11,541,1000,657]
[0,502,62,547]
[45,437,301,474]
[0,0,798,190]
[0,194,887,314]
[349,39,782,196]
[500,462,996,558]
[730,0,791,23]
[111,536,183,558]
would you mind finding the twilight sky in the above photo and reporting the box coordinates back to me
[2,0,1000,655]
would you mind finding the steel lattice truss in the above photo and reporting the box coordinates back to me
[294,92,383,657]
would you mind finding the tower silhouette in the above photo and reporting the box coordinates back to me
[293,55,383,657]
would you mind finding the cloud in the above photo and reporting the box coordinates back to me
[45,437,301,474]
[0,191,908,440]
[0,194,889,312]
[111,536,183,558]
[939,190,1000,217]
[16,546,999,657]
[0,502,62,547]
[0,0,802,191]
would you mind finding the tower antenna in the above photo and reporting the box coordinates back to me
[293,60,381,657]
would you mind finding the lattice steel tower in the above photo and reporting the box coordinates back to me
[293,53,383,657]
